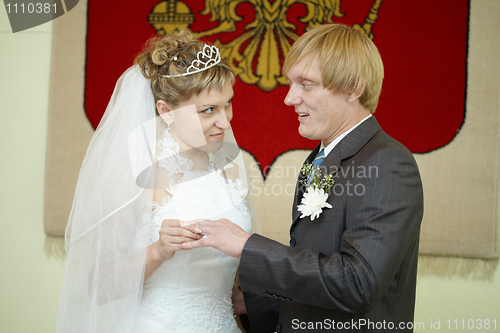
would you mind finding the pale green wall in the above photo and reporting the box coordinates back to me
[1,6,499,333]
[0,11,67,333]
[414,268,500,331]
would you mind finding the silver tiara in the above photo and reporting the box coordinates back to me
[163,44,221,78]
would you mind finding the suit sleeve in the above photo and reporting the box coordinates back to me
[239,145,423,314]
[240,292,280,333]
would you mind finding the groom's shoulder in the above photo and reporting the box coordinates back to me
[371,128,409,151]
[362,129,419,169]
[357,115,412,153]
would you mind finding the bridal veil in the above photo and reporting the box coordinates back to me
[57,66,258,332]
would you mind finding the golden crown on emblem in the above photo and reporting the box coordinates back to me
[148,0,194,35]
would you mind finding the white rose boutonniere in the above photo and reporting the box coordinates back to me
[297,164,335,221]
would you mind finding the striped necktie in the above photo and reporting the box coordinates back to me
[306,148,326,187]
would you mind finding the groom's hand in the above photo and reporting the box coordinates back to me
[181,219,250,259]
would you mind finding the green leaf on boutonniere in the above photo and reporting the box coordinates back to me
[299,163,335,192]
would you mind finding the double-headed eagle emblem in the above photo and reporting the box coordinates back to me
[149,0,383,91]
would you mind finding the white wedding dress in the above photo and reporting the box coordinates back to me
[132,130,252,332]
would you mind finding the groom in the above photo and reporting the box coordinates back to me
[183,24,423,332]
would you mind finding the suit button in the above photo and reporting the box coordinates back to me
[276,324,282,333]
[264,292,271,297]
[290,238,296,247]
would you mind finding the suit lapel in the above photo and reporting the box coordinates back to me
[290,116,382,230]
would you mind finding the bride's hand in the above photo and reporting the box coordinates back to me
[152,219,202,261]
[145,219,203,281]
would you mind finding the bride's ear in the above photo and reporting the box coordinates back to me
[157,100,173,123]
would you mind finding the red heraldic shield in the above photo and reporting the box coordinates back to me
[85,0,469,175]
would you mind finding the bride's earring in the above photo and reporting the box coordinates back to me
[167,121,172,131]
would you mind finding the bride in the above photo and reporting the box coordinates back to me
[57,30,256,332]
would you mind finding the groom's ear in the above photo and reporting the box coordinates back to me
[347,82,365,103]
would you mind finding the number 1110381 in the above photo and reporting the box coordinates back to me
[6,3,57,14]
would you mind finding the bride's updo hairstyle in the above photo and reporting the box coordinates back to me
[134,30,235,114]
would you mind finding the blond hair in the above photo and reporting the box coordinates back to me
[134,30,235,113]
[283,24,384,112]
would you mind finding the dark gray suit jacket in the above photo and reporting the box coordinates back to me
[239,116,423,332]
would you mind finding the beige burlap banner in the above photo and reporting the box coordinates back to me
[44,0,499,261]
